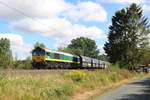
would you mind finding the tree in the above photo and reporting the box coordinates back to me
[13,57,33,69]
[104,3,150,69]
[98,54,109,61]
[34,41,45,48]
[0,38,12,68]
[60,37,100,58]
[58,47,83,56]
[140,47,150,67]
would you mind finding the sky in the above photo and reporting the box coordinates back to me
[0,0,150,59]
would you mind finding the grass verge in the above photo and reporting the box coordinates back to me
[0,65,148,100]
[86,75,148,100]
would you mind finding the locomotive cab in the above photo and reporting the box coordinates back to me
[32,47,45,62]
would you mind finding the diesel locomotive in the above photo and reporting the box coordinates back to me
[32,47,110,69]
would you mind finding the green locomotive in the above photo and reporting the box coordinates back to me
[32,47,110,69]
[32,47,80,69]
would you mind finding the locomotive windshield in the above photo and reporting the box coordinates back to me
[32,50,45,56]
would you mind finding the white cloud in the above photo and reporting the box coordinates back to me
[98,45,104,49]
[11,18,106,47]
[97,0,149,3]
[64,1,107,22]
[0,0,107,22]
[98,45,105,54]
[0,0,107,48]
[0,0,70,20]
[0,34,32,59]
[143,5,150,12]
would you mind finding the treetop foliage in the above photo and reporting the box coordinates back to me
[0,38,12,68]
[104,3,150,69]
[0,38,32,69]
[59,37,100,59]
[34,41,45,48]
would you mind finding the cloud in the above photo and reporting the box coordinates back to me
[11,18,106,47]
[0,33,32,59]
[64,1,107,22]
[97,45,105,54]
[98,45,104,49]
[0,0,107,48]
[0,0,107,22]
[143,5,150,12]
[97,0,148,3]
[0,0,69,20]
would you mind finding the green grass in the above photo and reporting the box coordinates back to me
[0,65,148,100]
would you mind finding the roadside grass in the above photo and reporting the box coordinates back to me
[0,65,148,100]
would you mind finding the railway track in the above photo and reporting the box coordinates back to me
[0,69,95,76]
[0,69,70,76]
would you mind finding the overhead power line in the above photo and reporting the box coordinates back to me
[0,0,64,35]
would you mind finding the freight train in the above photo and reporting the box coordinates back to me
[32,47,110,69]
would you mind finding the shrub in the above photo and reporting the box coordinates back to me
[109,74,118,82]
[13,57,33,69]
[40,88,69,100]
[0,75,8,91]
[64,70,86,82]
[62,82,75,96]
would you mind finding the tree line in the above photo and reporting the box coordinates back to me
[0,40,48,69]
[0,37,107,69]
[58,37,107,60]
[59,3,150,70]
[0,3,149,69]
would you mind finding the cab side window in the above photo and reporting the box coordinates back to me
[46,52,50,58]
[55,53,60,59]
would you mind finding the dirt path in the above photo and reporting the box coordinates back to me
[96,76,150,100]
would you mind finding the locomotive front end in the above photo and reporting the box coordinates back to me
[32,55,44,62]
[32,48,45,62]
[32,47,46,69]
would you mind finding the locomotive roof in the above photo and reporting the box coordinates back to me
[43,48,75,57]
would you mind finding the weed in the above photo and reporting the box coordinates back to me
[0,75,8,92]
[0,65,147,100]
[64,70,86,82]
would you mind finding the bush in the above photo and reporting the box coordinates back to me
[62,82,75,96]
[107,63,121,70]
[0,75,8,91]
[0,67,147,100]
[13,57,33,69]
[64,70,86,82]
[40,88,69,100]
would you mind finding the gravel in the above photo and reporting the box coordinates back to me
[0,69,93,76]
[0,69,69,76]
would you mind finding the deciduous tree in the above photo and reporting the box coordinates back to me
[34,41,45,48]
[0,38,12,68]
[59,37,100,58]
